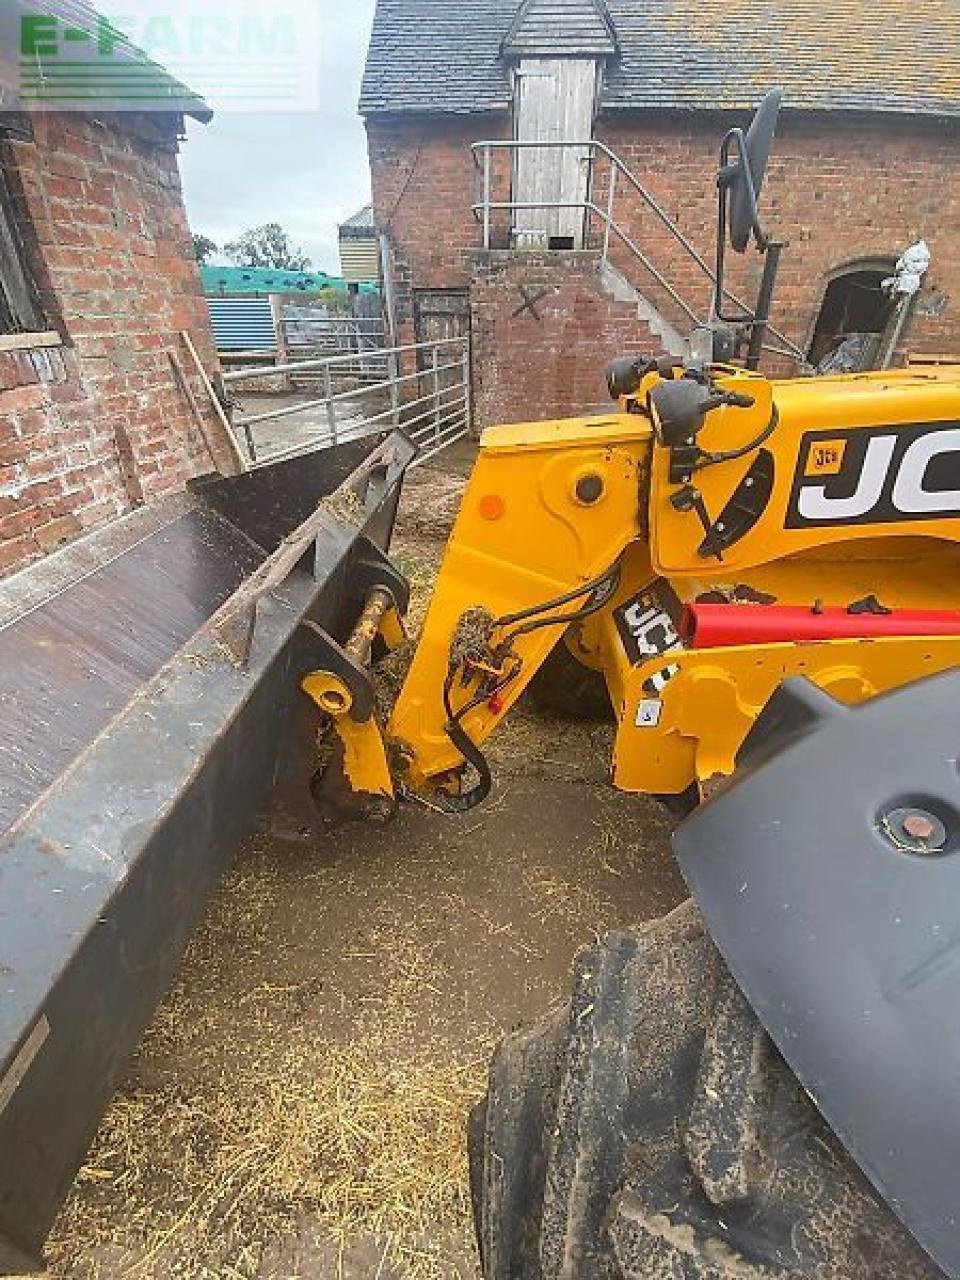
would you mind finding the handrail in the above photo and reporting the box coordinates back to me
[477,195,701,327]
[471,139,805,361]
[225,334,471,466]
[222,335,467,384]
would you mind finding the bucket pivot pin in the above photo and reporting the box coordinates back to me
[302,583,407,822]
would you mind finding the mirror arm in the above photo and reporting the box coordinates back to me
[714,131,751,324]
[713,127,774,332]
[723,128,766,247]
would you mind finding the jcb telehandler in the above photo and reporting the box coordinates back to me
[309,94,960,821]
[303,92,960,1279]
[4,88,958,1280]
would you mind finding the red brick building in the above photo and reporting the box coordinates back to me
[360,0,960,428]
[0,0,224,577]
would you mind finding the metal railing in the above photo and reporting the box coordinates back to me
[222,335,471,466]
[472,139,804,362]
[283,314,387,363]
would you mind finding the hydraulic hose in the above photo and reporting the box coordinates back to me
[436,717,494,812]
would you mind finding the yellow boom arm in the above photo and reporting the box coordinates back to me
[306,363,960,812]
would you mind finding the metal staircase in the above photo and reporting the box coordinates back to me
[471,137,805,364]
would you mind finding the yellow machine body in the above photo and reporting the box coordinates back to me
[310,362,960,803]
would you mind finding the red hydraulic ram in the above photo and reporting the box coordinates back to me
[681,603,960,649]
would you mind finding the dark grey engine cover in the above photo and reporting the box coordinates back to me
[674,672,960,1280]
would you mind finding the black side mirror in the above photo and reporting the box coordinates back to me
[722,89,782,254]
[606,354,680,401]
[649,380,712,446]
[713,89,786,370]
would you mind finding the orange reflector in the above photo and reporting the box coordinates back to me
[479,494,506,521]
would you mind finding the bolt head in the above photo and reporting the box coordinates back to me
[903,812,937,842]
[575,473,604,504]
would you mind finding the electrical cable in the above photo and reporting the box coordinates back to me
[494,555,624,627]
[384,138,425,233]
[432,663,518,813]
[498,559,623,649]
[693,403,780,469]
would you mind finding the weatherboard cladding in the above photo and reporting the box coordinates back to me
[360,0,960,120]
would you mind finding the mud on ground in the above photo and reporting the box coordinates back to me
[45,443,686,1280]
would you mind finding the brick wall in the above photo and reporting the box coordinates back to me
[0,110,221,577]
[592,111,960,364]
[470,250,659,427]
[367,106,960,423]
[367,113,511,359]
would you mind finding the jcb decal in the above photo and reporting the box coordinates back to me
[614,586,683,666]
[805,438,846,476]
[787,422,960,528]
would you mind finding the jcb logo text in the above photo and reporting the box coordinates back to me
[787,422,960,528]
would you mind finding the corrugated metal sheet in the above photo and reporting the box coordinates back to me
[514,58,597,245]
[339,239,380,285]
[206,298,276,353]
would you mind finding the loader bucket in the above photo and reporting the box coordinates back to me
[0,432,414,1272]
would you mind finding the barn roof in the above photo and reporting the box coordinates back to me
[360,0,960,121]
[339,204,377,240]
[2,0,211,122]
[501,0,618,60]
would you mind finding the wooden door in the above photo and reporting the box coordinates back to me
[413,290,470,386]
[513,58,598,249]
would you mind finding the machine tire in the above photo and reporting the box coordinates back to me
[469,899,940,1280]
[526,638,613,722]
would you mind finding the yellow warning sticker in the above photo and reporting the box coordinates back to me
[805,439,847,476]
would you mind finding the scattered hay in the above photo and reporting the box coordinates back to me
[521,862,611,932]
[488,704,613,785]
[41,453,670,1280]
[47,1038,483,1280]
[321,489,365,526]
[45,841,487,1280]
[393,468,465,543]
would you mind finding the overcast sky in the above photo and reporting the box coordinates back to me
[175,1,377,274]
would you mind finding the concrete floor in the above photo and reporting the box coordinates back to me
[44,446,687,1280]
[234,387,394,461]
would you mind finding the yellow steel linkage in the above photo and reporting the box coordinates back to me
[317,362,960,808]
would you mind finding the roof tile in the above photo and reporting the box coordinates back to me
[360,0,960,119]
[502,0,618,58]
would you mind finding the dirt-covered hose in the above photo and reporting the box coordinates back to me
[435,718,494,812]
